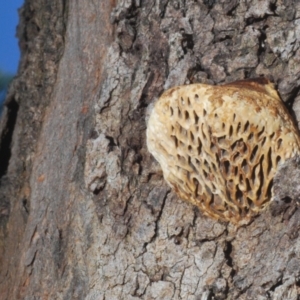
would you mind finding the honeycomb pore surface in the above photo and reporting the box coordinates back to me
[146,79,300,223]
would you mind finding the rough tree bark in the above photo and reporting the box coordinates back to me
[1,0,300,299]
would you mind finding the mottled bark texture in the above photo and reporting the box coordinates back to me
[1,0,300,299]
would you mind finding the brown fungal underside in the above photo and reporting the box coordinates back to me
[147,79,300,224]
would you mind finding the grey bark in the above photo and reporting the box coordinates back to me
[1,0,300,299]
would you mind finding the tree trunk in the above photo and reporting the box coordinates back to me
[1,0,300,299]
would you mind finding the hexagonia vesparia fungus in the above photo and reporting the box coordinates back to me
[146,78,300,224]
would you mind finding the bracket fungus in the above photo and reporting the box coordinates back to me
[146,78,300,224]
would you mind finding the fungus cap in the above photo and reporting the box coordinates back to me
[146,78,300,224]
